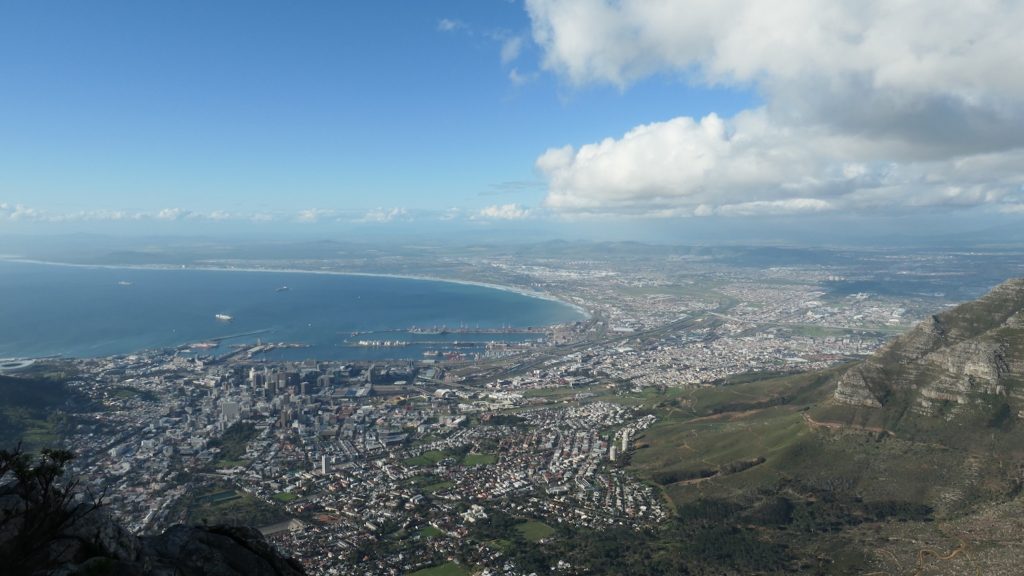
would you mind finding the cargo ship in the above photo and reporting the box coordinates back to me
[190,341,219,349]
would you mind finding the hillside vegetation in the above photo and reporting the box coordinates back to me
[0,374,79,450]
[613,280,1024,574]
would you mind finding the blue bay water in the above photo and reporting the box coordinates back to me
[0,261,583,360]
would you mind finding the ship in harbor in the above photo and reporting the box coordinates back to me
[408,326,449,335]
[215,313,233,322]
[352,339,409,347]
[189,340,219,350]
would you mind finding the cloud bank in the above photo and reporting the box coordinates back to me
[526,0,1024,217]
[475,203,532,220]
[0,204,548,226]
[0,204,269,223]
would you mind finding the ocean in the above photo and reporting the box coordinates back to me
[0,260,584,361]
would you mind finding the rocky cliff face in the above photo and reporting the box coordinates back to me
[834,278,1024,418]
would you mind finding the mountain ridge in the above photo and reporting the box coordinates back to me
[834,277,1024,419]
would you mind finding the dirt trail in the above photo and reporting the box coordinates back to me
[801,412,893,435]
[865,538,980,576]
[687,408,766,423]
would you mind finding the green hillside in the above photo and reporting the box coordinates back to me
[0,373,76,450]
[614,358,1024,574]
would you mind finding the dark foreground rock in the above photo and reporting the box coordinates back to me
[140,524,306,576]
[1,484,304,576]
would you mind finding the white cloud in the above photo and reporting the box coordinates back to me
[156,208,191,221]
[712,198,833,217]
[525,0,1024,217]
[475,203,532,220]
[508,68,535,86]
[439,207,462,221]
[359,207,409,223]
[0,205,147,223]
[538,110,1024,216]
[296,208,337,223]
[501,36,524,64]
[0,203,44,221]
[0,204,283,224]
[437,18,463,32]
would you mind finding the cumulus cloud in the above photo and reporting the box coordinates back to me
[0,205,148,223]
[0,203,44,221]
[156,208,192,221]
[475,203,532,220]
[295,208,337,223]
[359,207,409,223]
[525,0,1024,216]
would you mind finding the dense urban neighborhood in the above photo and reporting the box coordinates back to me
[8,245,995,575]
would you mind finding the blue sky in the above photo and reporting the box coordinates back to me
[0,2,749,223]
[1,1,1021,241]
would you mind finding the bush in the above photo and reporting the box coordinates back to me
[0,445,103,575]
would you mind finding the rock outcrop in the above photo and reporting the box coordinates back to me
[0,482,305,576]
[141,524,306,576]
[834,278,1024,417]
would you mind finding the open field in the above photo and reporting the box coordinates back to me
[418,525,443,538]
[422,481,453,494]
[185,484,288,527]
[616,281,737,309]
[462,452,497,466]
[404,449,450,467]
[515,520,555,542]
[408,562,470,576]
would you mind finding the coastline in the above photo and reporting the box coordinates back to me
[0,257,592,321]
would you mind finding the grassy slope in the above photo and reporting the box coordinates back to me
[620,364,1024,574]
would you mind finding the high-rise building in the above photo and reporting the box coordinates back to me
[251,369,266,388]
[222,401,241,424]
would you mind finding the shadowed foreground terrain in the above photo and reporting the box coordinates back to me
[0,447,305,576]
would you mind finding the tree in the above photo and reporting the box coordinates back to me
[0,444,104,575]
